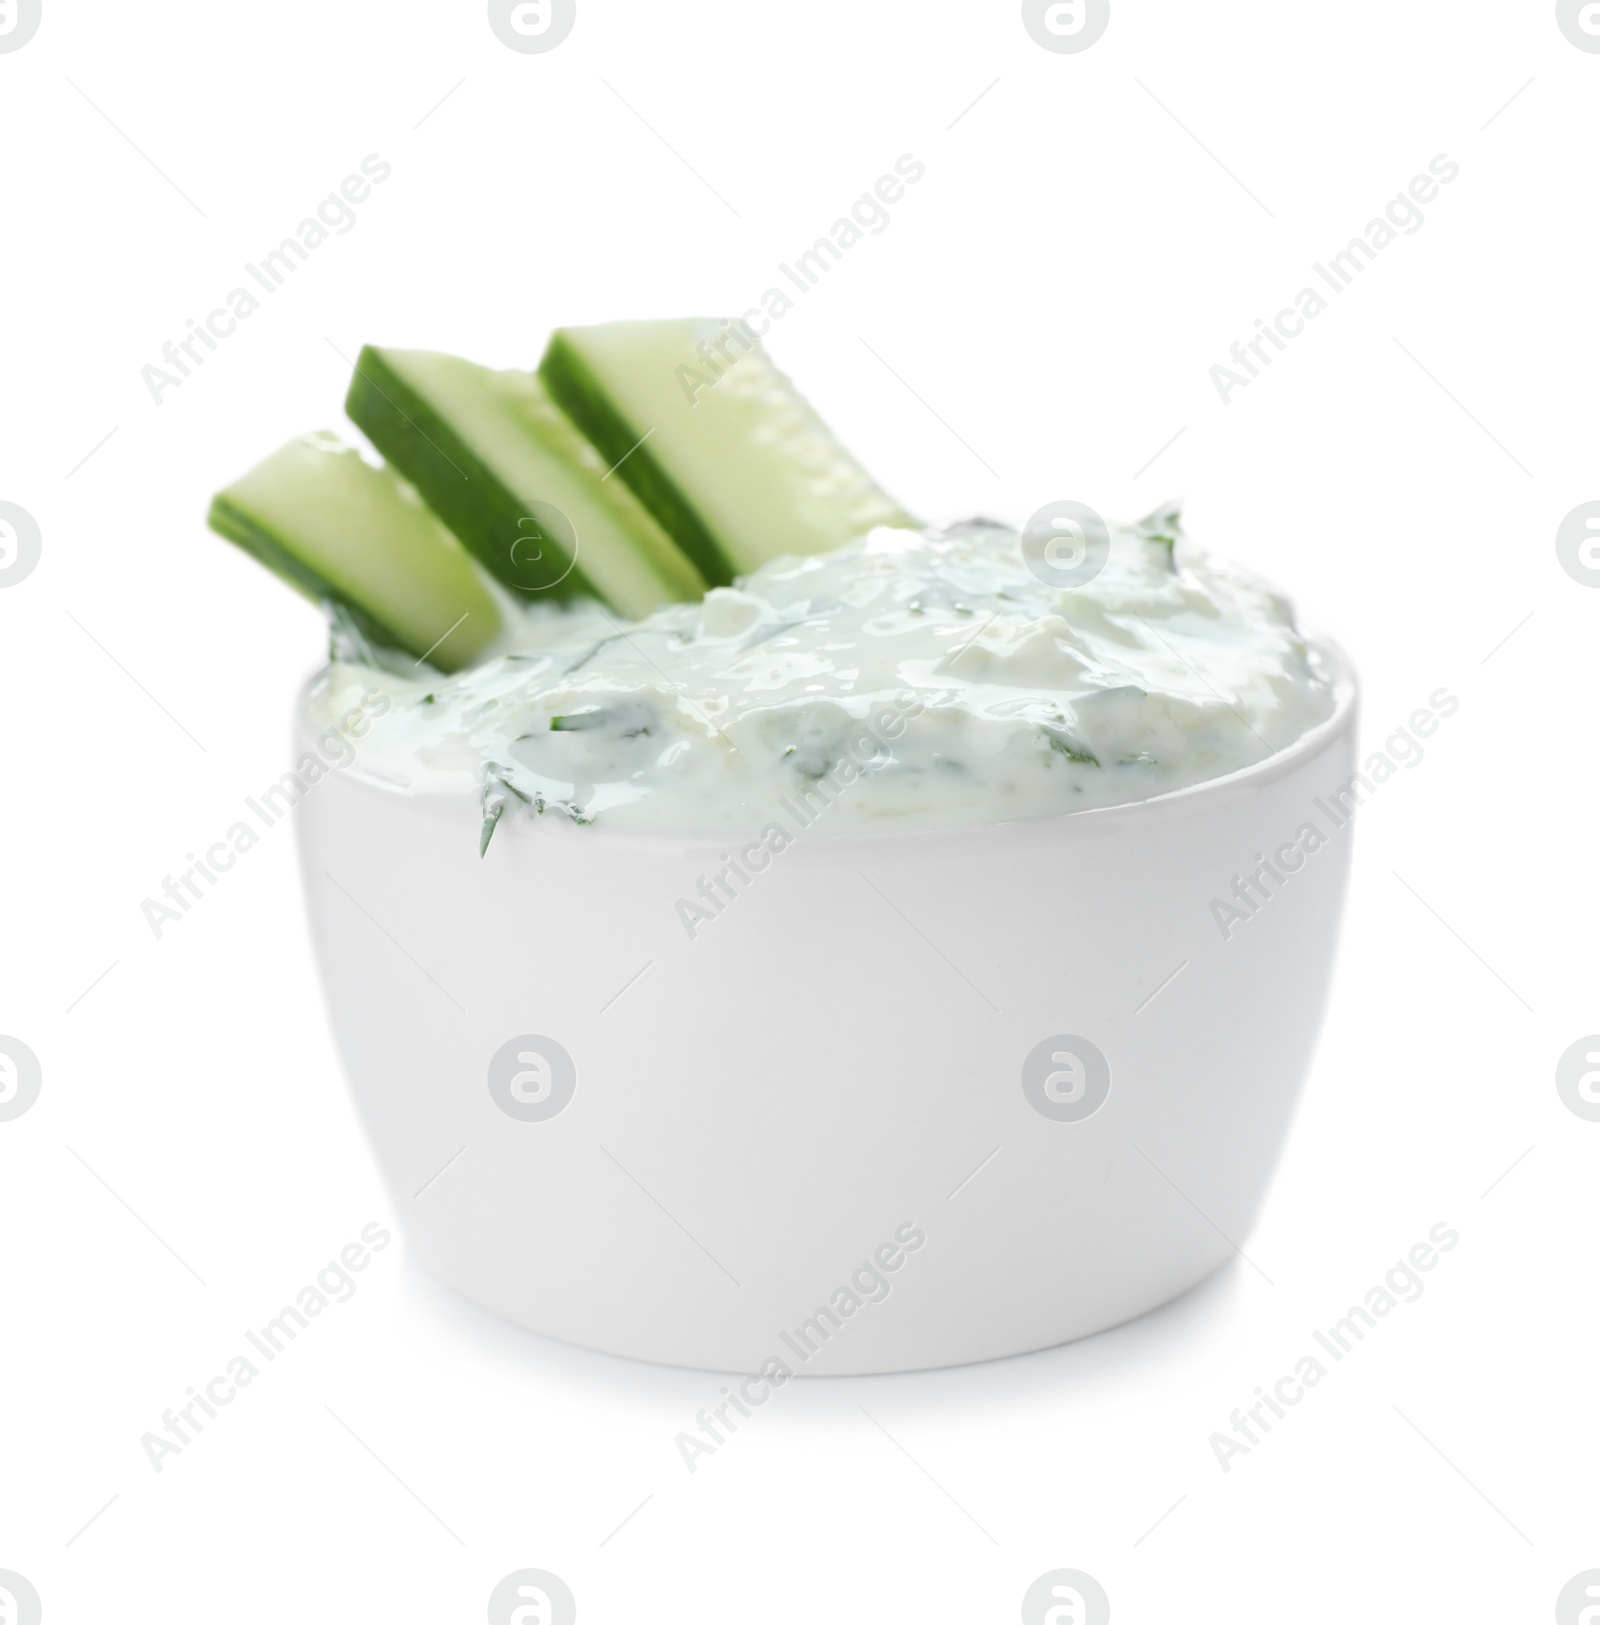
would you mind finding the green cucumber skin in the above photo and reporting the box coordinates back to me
[208,432,502,672]
[346,347,584,603]
[539,330,735,588]
[208,493,420,661]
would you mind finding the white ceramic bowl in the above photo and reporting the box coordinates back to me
[295,645,1356,1374]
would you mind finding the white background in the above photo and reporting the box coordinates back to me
[2,1,1596,1619]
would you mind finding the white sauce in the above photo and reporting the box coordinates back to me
[308,516,1337,839]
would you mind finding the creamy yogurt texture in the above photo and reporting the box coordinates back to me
[308,513,1337,839]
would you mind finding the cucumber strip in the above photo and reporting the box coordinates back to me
[208,432,502,673]
[539,318,915,587]
[345,346,705,619]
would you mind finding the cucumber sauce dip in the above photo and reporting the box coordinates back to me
[306,514,1338,841]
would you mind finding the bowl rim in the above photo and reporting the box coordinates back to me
[295,632,1359,850]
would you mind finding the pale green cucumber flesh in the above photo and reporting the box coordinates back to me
[345,347,704,619]
[207,432,501,672]
[539,318,915,585]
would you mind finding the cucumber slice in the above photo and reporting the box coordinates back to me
[208,432,502,673]
[345,347,705,619]
[539,318,915,586]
